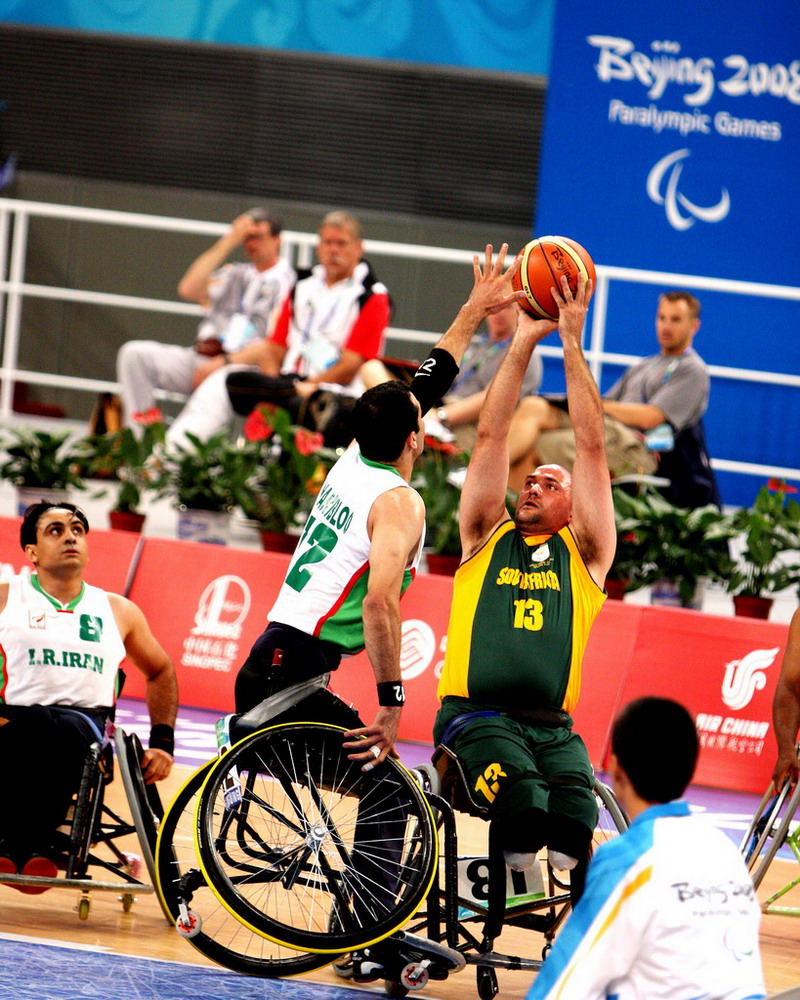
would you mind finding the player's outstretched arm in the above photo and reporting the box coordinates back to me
[773,608,800,789]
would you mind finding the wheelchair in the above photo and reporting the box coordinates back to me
[740,744,800,917]
[155,686,629,996]
[0,726,165,920]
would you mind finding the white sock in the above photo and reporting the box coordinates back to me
[503,850,537,871]
[548,850,578,872]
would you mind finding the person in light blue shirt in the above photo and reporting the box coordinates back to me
[527,696,765,1000]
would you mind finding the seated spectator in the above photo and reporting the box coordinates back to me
[507,291,720,508]
[526,696,765,999]
[0,503,177,891]
[225,210,391,448]
[117,207,295,443]
[361,302,542,451]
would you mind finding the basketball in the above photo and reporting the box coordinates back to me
[512,236,596,320]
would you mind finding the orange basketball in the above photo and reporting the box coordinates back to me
[511,236,596,320]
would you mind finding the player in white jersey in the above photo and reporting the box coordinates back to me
[0,502,177,891]
[526,697,765,1000]
[233,244,528,768]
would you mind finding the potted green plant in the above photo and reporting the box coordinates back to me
[238,404,334,552]
[156,430,261,545]
[725,479,800,618]
[0,426,87,514]
[413,438,467,575]
[612,486,737,608]
[82,409,167,532]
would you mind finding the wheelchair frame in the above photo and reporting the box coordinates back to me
[740,744,800,918]
[0,727,164,920]
[155,705,629,997]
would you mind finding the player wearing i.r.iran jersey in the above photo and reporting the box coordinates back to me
[268,446,423,654]
[0,574,126,709]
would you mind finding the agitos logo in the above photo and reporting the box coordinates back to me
[646,148,730,230]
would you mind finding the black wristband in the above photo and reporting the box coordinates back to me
[410,347,459,414]
[377,681,406,707]
[149,724,175,756]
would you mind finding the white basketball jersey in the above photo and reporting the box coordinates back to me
[0,575,126,709]
[269,446,424,654]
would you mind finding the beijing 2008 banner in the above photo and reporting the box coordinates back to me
[536,2,799,281]
[535,1,800,508]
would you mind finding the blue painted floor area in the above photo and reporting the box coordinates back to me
[0,936,361,1000]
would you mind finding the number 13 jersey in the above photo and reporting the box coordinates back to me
[437,521,605,713]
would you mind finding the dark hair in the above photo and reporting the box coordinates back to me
[661,289,701,320]
[246,206,282,236]
[611,696,699,803]
[352,381,419,462]
[20,502,90,550]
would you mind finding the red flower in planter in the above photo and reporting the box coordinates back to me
[133,406,163,426]
[767,478,798,494]
[294,428,324,456]
[243,404,276,442]
[424,436,460,455]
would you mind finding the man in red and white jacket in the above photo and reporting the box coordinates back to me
[225,210,391,443]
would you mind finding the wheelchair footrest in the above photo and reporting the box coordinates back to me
[466,950,544,972]
[0,872,154,893]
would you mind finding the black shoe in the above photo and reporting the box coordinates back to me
[351,948,388,983]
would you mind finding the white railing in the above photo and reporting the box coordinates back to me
[1,197,798,486]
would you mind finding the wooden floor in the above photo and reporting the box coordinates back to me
[1,764,798,997]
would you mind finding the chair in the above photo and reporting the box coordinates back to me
[740,744,800,917]
[157,699,628,996]
[0,727,165,920]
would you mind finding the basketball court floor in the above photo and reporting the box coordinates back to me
[1,697,798,999]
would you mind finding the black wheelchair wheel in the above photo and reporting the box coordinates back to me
[156,761,336,977]
[196,722,438,954]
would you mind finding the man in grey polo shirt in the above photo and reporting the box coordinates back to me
[506,290,719,509]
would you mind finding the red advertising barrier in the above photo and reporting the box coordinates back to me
[0,515,141,594]
[615,605,786,793]
[36,525,781,796]
[123,538,292,707]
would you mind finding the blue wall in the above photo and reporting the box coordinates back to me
[535,0,800,508]
[0,0,555,75]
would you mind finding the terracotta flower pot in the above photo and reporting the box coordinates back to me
[604,577,628,601]
[733,595,773,620]
[259,531,299,554]
[425,553,461,576]
[108,510,146,533]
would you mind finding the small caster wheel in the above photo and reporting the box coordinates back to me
[121,892,135,912]
[176,909,202,939]
[542,942,552,960]
[400,962,429,991]
[333,955,353,980]
[77,897,90,921]
[477,965,499,1000]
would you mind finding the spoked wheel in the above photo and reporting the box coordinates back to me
[593,778,629,843]
[740,776,800,889]
[196,722,438,954]
[156,761,335,977]
[115,729,163,890]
